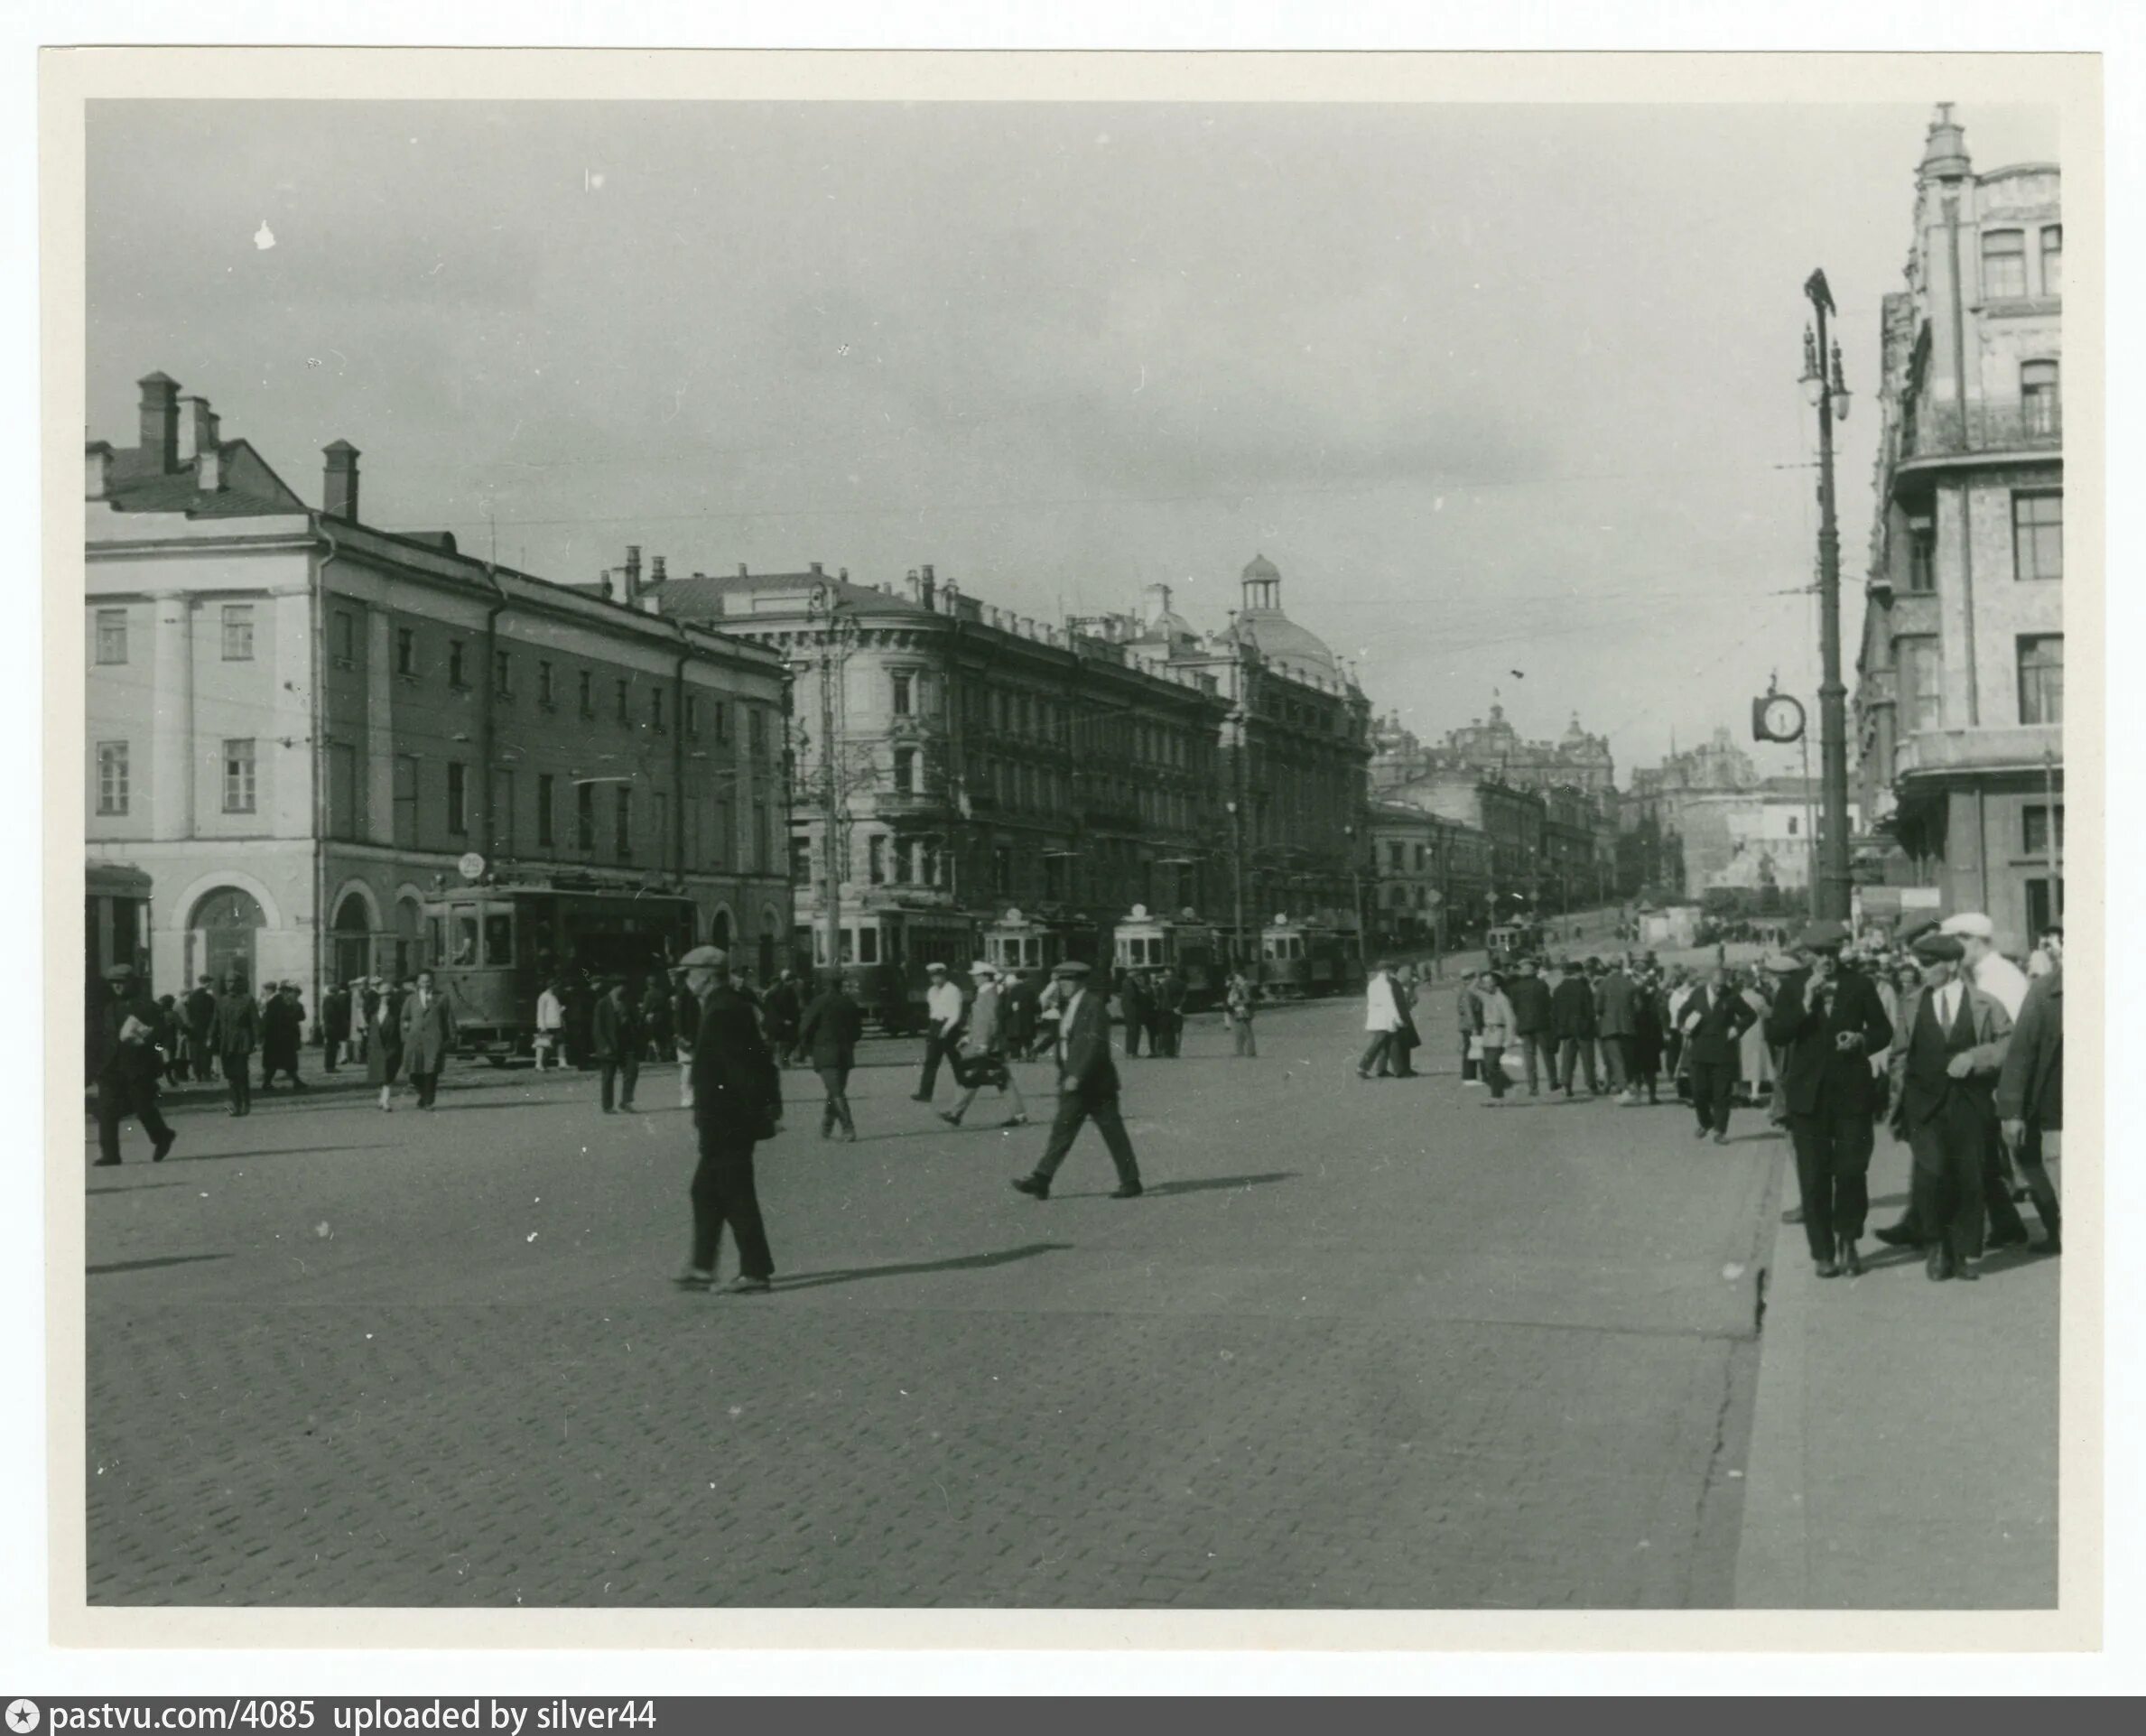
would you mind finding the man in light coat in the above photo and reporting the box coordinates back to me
[399,969,458,1109]
[941,961,1030,1130]
[912,961,965,1102]
[1358,961,1404,1081]
[534,979,565,1072]
[1595,956,1640,1103]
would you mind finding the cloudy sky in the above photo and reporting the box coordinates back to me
[87,97,2058,775]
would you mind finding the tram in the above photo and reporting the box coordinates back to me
[981,906,1064,979]
[795,906,980,1033]
[1110,905,1223,1009]
[423,880,698,1062]
[87,860,153,995]
[1255,915,1363,1000]
[1485,920,1546,969]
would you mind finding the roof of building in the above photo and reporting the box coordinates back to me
[97,440,307,521]
[639,571,924,622]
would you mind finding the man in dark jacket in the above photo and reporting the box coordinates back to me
[1549,961,1601,1097]
[763,969,804,1066]
[1012,961,1144,1202]
[591,978,643,1112]
[1767,933,1894,1276]
[1116,969,1153,1059]
[1995,963,2063,1252]
[260,984,307,1091]
[1677,965,1758,1144]
[1152,968,1187,1059]
[183,975,218,1082]
[90,970,177,1165]
[1596,957,1640,1102]
[674,946,783,1295]
[1001,970,1041,1061]
[211,976,260,1116]
[795,970,865,1140]
[321,981,351,1073]
[1505,957,1556,1097]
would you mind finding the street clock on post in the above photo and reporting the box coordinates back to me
[1751,692,1807,744]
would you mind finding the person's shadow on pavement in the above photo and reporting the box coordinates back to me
[776,1241,1073,1292]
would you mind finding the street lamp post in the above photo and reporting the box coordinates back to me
[1801,269,1854,923]
[1343,822,1367,969]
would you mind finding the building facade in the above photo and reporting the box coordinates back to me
[1854,105,2065,948]
[86,374,792,1002]
[1380,768,1546,922]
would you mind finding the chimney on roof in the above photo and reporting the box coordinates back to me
[917,564,936,611]
[85,441,113,501]
[810,562,823,578]
[738,563,749,579]
[838,567,849,581]
[650,554,666,587]
[176,396,219,461]
[137,373,180,473]
[322,441,360,521]
[621,544,641,607]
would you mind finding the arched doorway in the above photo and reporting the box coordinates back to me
[189,886,265,991]
[710,906,733,950]
[332,892,374,987]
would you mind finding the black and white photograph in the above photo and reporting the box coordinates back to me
[39,36,2107,1663]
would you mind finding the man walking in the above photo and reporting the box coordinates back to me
[321,980,350,1075]
[1890,933,2014,1282]
[763,968,804,1068]
[1454,969,1482,1082]
[89,968,177,1165]
[1224,966,1258,1058]
[1117,968,1153,1059]
[182,974,218,1082]
[942,961,1030,1129]
[1677,964,1757,1144]
[796,968,864,1141]
[1152,966,1187,1059]
[211,974,259,1117]
[1597,955,1639,1102]
[1358,960,1404,1080]
[1768,924,1893,1278]
[1940,911,2032,1209]
[912,961,964,1102]
[673,945,783,1295]
[1995,960,2064,1253]
[1011,961,1143,1202]
[260,982,307,1091]
[1001,968,1040,1063]
[1550,960,1600,1097]
[534,979,565,1072]
[1505,956,1556,1097]
[399,969,457,1109]
[591,977,642,1112]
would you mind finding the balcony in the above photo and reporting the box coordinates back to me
[1900,398,2062,462]
[1893,723,2062,780]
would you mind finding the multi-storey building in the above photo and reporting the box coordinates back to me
[1379,767,1546,922]
[1364,800,1494,951]
[86,374,791,999]
[1855,105,2065,946]
[641,562,1230,969]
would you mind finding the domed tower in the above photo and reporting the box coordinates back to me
[1229,552,1341,680]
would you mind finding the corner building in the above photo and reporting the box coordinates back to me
[1854,107,2066,946]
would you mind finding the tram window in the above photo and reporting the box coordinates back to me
[858,928,879,964]
[427,914,446,967]
[483,910,514,967]
[453,914,480,966]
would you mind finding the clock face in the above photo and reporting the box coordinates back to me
[1762,697,1804,741]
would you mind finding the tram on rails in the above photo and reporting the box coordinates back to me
[1110,905,1223,1009]
[1256,914,1363,1000]
[87,860,153,996]
[794,906,980,1033]
[981,906,1064,979]
[423,879,698,1063]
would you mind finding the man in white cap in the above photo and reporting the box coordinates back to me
[1011,961,1144,1201]
[941,961,1029,1130]
[912,961,966,1103]
[672,945,783,1296]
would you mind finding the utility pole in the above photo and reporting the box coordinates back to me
[812,586,848,976]
[1803,268,1854,922]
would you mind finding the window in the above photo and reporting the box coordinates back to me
[327,742,358,839]
[615,678,629,723]
[2040,225,2063,297]
[395,627,416,676]
[221,605,255,661]
[483,910,514,967]
[577,782,596,851]
[1387,842,1404,871]
[578,670,594,719]
[714,701,730,743]
[891,673,913,716]
[713,797,734,866]
[2026,876,2065,939]
[2022,803,2066,857]
[869,835,887,885]
[2017,635,2064,725]
[538,661,555,707]
[1981,227,2028,300]
[495,772,516,850]
[684,694,700,738]
[650,689,665,734]
[2021,360,2059,436]
[1787,815,1799,837]
[96,741,128,815]
[753,801,770,872]
[332,609,357,665]
[893,747,916,794]
[613,786,633,860]
[448,640,467,687]
[537,774,556,848]
[749,708,766,759]
[790,834,813,884]
[654,793,669,861]
[95,608,127,665]
[222,738,256,812]
[493,650,512,696]
[994,845,1013,894]
[393,755,418,847]
[446,762,468,834]
[1900,636,1944,733]
[1905,516,1937,594]
[2012,491,2063,581]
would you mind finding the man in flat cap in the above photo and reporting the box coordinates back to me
[674,945,783,1295]
[912,961,966,1104]
[1011,961,1144,1201]
[1939,911,2036,1224]
[1888,933,2014,1281]
[1768,924,1893,1276]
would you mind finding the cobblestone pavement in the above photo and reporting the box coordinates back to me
[85,998,1780,1608]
